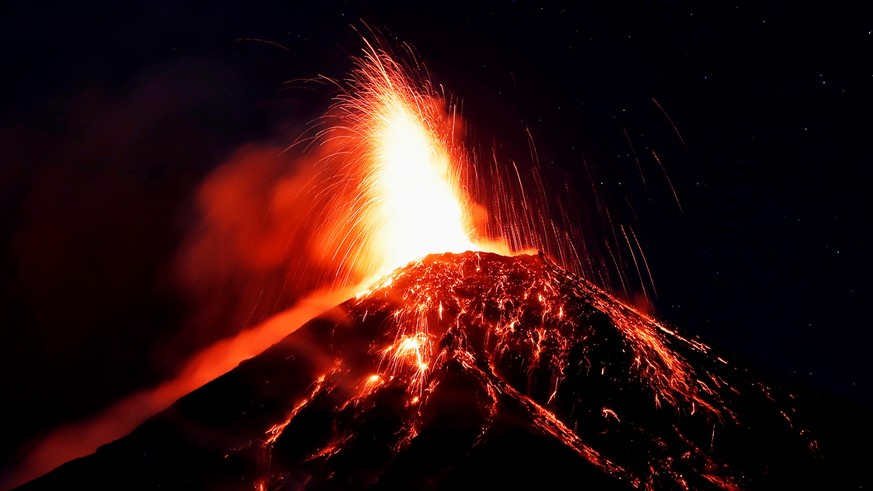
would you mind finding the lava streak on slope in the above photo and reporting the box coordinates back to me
[21,252,823,491]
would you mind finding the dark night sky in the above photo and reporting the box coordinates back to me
[1,0,870,479]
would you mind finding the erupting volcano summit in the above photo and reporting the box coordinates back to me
[11,33,858,490]
[21,252,825,490]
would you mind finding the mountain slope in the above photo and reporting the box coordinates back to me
[19,252,835,490]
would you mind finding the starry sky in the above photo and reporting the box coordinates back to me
[1,0,870,475]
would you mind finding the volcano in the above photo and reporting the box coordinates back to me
[17,252,836,490]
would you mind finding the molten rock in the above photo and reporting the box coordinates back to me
[21,252,826,490]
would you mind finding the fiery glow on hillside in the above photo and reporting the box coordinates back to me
[251,252,772,491]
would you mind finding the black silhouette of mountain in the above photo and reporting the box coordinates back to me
[17,252,865,490]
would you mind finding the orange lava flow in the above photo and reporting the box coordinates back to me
[7,287,354,490]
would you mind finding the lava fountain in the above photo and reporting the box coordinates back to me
[308,39,490,285]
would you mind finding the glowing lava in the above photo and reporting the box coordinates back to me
[367,93,476,271]
[318,41,483,284]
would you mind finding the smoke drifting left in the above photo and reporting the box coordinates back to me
[0,56,340,485]
[175,144,333,360]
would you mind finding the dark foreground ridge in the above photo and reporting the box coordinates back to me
[19,252,863,489]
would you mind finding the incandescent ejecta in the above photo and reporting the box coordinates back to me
[6,36,841,490]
